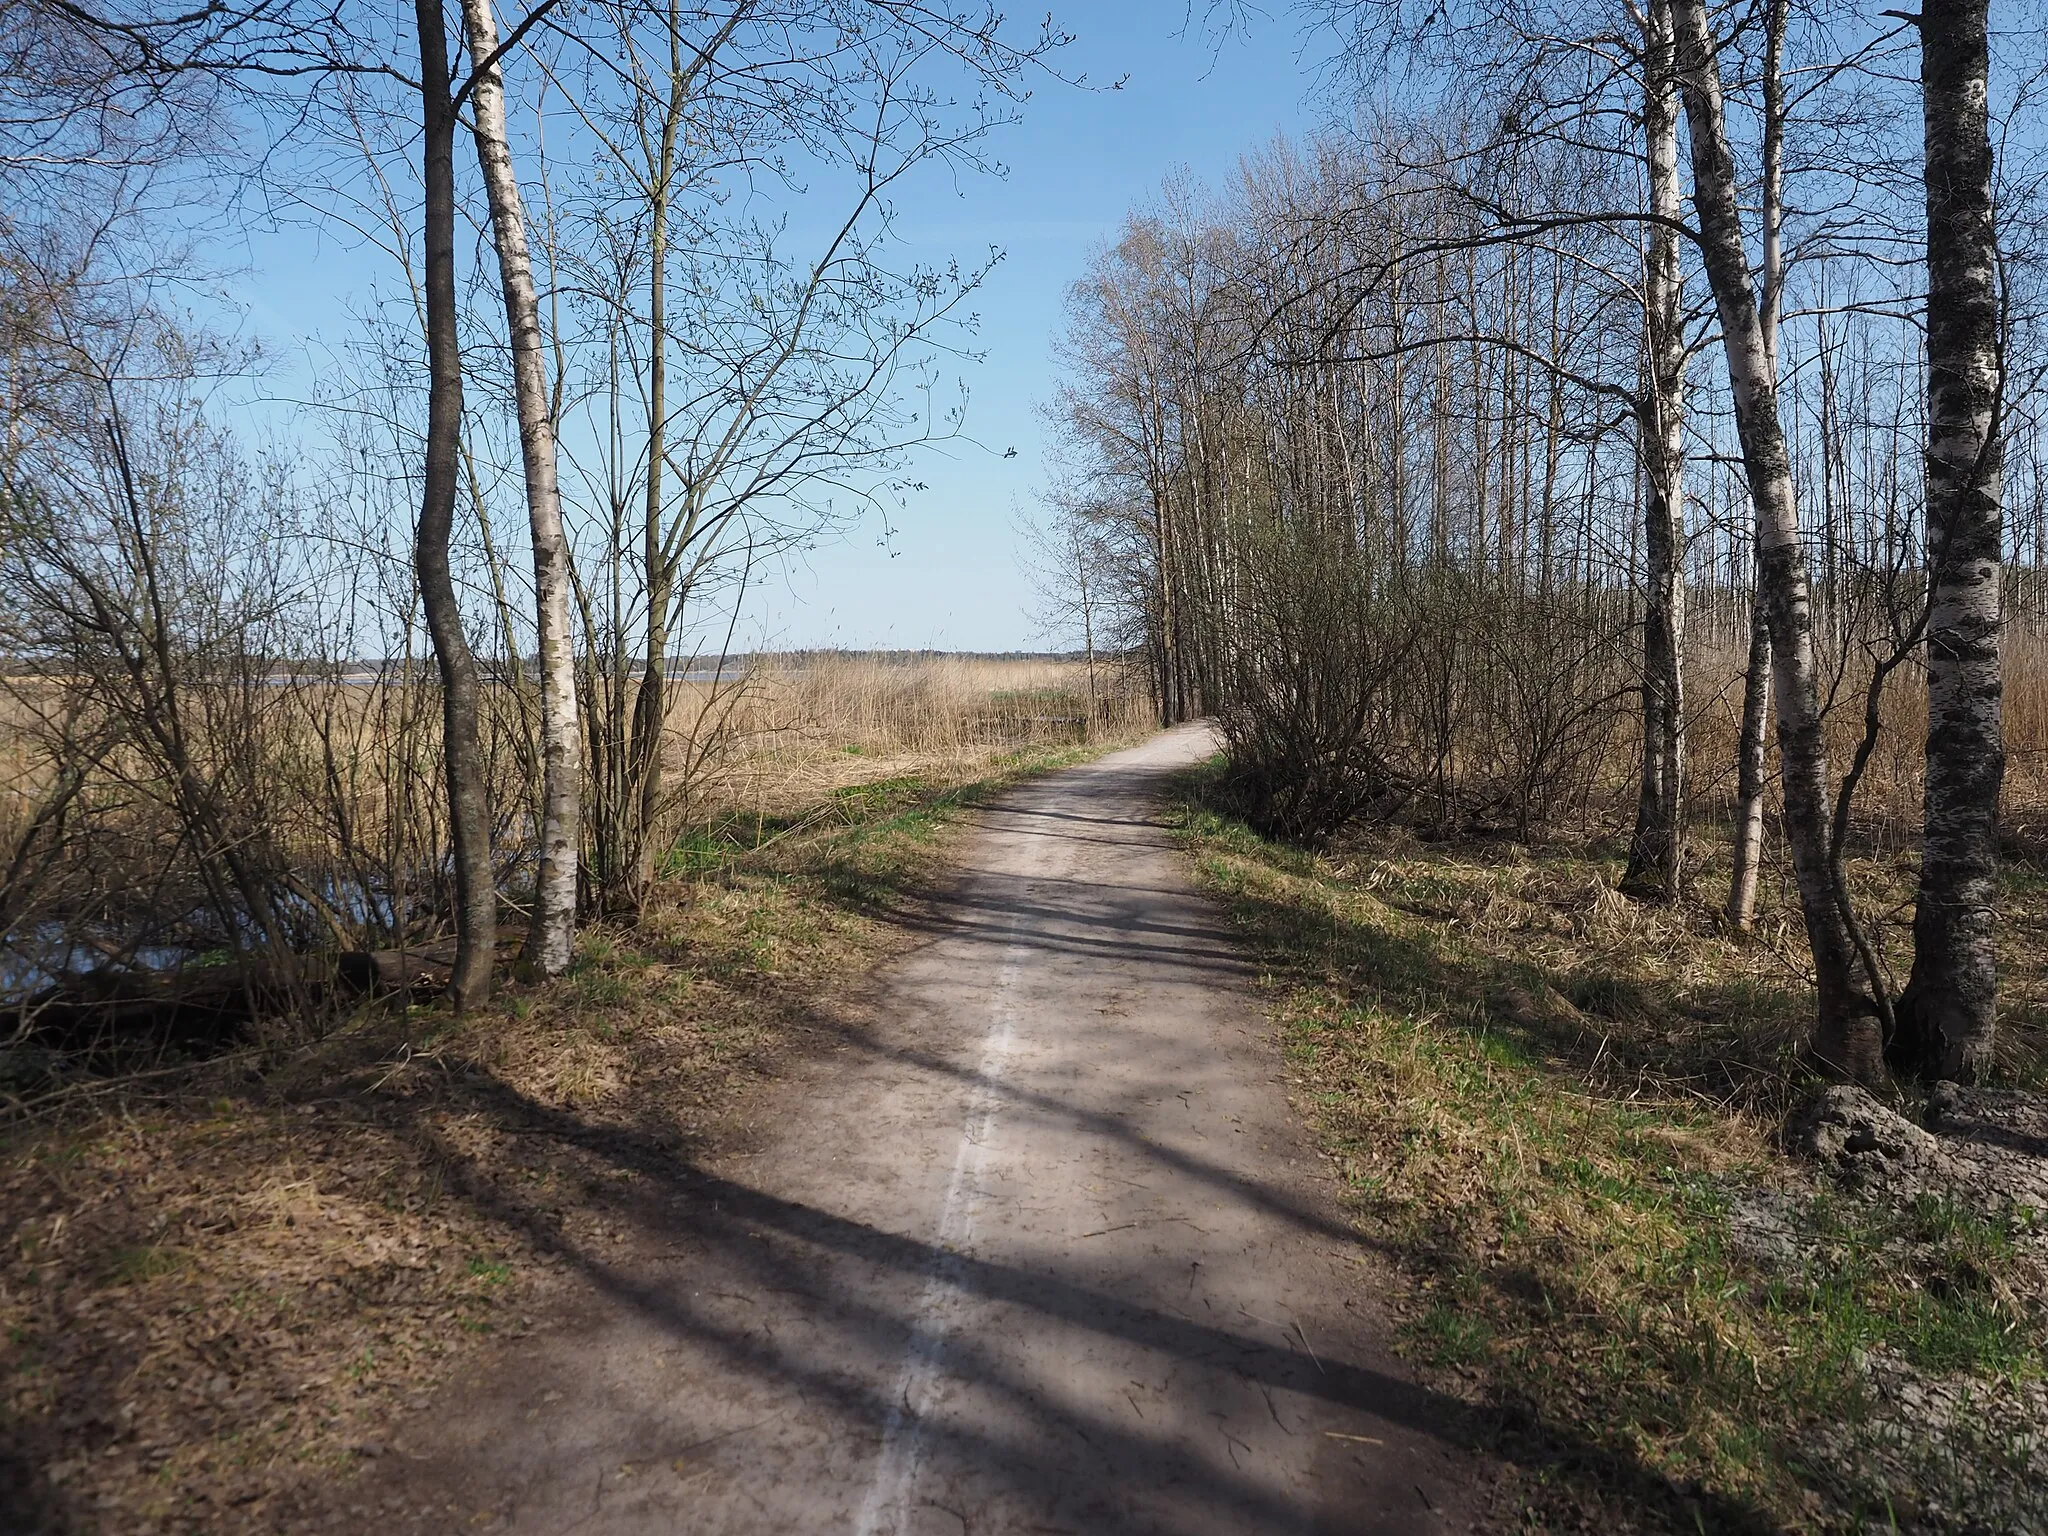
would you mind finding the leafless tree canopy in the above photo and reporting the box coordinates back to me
[1045,0,2048,1082]
[0,0,1070,1045]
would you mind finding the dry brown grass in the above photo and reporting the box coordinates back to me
[1681,620,2048,859]
[666,652,1153,821]
[0,655,1153,1534]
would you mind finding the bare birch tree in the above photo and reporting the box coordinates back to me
[459,0,577,977]
[1725,0,1785,932]
[1894,0,2004,1082]
[1623,0,1690,898]
[1669,0,1883,1082]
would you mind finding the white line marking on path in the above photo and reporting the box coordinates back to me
[854,922,1028,1536]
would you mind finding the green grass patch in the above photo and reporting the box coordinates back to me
[465,1258,511,1289]
[1414,1301,1493,1367]
[1169,760,2046,1533]
[102,1244,186,1287]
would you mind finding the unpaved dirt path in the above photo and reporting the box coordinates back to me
[332,727,1490,1533]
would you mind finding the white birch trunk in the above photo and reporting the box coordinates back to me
[1898,0,2004,1082]
[1671,0,1884,1083]
[1727,590,1772,930]
[1726,0,1785,932]
[461,0,579,976]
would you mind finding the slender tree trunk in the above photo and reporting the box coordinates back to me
[414,0,495,1009]
[622,4,693,915]
[461,0,579,976]
[1156,478,1181,724]
[1625,0,1688,897]
[1671,0,1883,1083]
[628,187,670,908]
[1727,587,1773,928]
[1727,0,1786,932]
[1895,0,2004,1082]
[1075,524,1099,735]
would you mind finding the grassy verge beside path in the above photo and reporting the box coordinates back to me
[1,736,1126,1534]
[1169,761,2047,1535]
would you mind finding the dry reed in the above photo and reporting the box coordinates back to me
[663,652,1154,823]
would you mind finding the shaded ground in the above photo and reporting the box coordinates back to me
[1,744,1111,1533]
[277,725,1491,1533]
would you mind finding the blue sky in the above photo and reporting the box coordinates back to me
[759,7,1323,652]
[230,3,1328,653]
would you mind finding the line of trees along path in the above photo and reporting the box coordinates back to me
[1047,0,2043,1087]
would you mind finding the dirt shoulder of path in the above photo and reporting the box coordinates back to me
[0,742,1115,1536]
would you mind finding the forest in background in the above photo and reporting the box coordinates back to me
[1042,0,2047,1093]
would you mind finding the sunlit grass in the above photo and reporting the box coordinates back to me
[1171,765,2047,1532]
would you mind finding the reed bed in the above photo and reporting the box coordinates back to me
[674,652,1155,821]
[1682,620,2048,859]
[0,652,1152,1008]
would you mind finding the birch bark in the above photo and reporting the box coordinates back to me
[1727,593,1772,929]
[461,0,580,976]
[1624,0,1688,899]
[1896,0,2004,1082]
[1670,0,1883,1082]
[414,0,495,1008]
[1726,0,1785,932]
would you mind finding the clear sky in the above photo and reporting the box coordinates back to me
[749,7,1326,653]
[230,3,1329,654]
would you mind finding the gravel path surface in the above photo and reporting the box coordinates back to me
[333,725,1490,1533]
